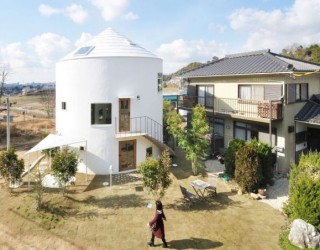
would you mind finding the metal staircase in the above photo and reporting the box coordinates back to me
[115,116,175,156]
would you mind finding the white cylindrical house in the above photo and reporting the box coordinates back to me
[56,28,164,174]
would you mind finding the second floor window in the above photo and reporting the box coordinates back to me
[91,103,112,125]
[287,83,308,104]
[239,85,282,101]
[197,86,214,108]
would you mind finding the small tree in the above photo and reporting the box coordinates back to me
[247,139,273,186]
[138,149,172,200]
[224,138,245,177]
[235,144,262,193]
[167,105,210,175]
[52,147,79,195]
[284,151,320,230]
[0,148,24,189]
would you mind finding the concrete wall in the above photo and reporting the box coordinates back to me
[56,56,162,174]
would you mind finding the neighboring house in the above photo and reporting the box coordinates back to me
[178,49,320,173]
[56,28,167,174]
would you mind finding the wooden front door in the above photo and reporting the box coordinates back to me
[119,140,136,172]
[119,98,130,132]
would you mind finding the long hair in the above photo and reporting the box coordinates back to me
[156,200,163,210]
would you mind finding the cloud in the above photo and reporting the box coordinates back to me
[0,43,29,69]
[0,33,71,83]
[124,11,138,20]
[38,4,62,16]
[75,32,93,47]
[156,39,227,74]
[208,22,226,33]
[38,3,88,24]
[66,4,88,24]
[28,33,70,67]
[229,0,320,52]
[90,0,138,21]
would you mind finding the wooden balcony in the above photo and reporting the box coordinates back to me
[177,95,283,121]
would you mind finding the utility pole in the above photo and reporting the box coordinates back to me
[5,95,10,151]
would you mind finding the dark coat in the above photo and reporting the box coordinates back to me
[149,210,166,239]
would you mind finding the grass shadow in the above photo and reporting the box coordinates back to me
[66,193,146,209]
[168,237,223,249]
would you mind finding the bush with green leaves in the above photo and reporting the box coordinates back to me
[284,151,320,230]
[0,148,25,187]
[235,144,262,192]
[247,138,273,186]
[52,147,79,195]
[224,138,245,177]
[138,149,172,200]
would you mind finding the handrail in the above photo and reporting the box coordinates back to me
[115,116,163,142]
[177,95,283,120]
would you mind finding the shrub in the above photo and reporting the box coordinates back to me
[247,138,273,186]
[235,144,262,192]
[0,148,25,187]
[138,149,172,200]
[284,151,320,230]
[224,138,245,177]
[52,147,79,195]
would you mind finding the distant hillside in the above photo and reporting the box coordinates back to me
[164,62,204,81]
[281,44,320,64]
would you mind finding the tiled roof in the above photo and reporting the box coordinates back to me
[182,49,320,77]
[62,28,158,61]
[295,94,320,124]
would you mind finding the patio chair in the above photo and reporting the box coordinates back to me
[179,185,198,208]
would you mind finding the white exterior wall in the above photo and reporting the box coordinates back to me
[56,56,162,174]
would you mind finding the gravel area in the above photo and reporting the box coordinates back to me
[259,177,289,212]
[205,159,289,212]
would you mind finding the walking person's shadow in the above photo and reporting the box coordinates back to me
[167,237,223,249]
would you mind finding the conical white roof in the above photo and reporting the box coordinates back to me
[61,28,158,61]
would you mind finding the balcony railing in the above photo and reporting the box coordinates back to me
[115,116,163,142]
[177,95,283,120]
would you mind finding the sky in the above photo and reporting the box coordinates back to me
[1,0,320,83]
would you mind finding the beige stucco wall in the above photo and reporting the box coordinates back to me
[188,73,320,173]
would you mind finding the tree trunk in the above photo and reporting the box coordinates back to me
[192,160,197,175]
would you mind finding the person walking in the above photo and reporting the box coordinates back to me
[147,200,168,248]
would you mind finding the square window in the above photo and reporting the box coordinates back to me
[91,103,112,125]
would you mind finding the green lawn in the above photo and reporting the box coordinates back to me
[0,147,286,249]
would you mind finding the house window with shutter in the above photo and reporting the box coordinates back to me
[286,83,308,104]
[239,85,282,101]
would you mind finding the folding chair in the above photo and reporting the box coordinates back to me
[179,185,198,208]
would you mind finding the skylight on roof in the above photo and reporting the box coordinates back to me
[73,46,95,56]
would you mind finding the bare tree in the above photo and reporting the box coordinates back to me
[0,65,10,104]
[40,88,55,118]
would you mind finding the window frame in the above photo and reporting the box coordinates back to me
[286,83,308,104]
[91,103,112,125]
[157,73,163,92]
[238,84,282,101]
[61,101,66,110]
